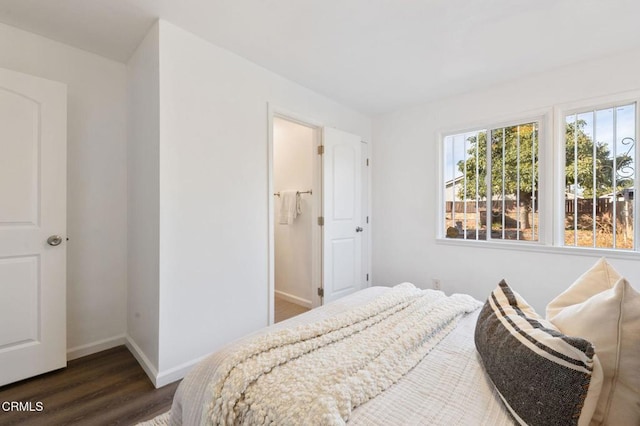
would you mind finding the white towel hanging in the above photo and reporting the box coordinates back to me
[296,192,302,216]
[278,191,298,225]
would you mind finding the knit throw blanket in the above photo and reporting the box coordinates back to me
[205,284,482,425]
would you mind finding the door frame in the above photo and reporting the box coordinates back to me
[361,140,371,290]
[267,104,323,325]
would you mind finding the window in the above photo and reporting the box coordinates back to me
[440,93,640,254]
[442,120,540,242]
[563,102,636,250]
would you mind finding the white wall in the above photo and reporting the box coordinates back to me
[154,20,371,382]
[126,22,160,372]
[274,118,314,306]
[372,46,640,313]
[0,23,128,357]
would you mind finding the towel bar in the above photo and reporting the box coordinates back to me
[273,190,312,197]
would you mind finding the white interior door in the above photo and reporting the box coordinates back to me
[322,127,362,304]
[0,67,67,386]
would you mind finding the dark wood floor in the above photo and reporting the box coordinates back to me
[0,346,179,426]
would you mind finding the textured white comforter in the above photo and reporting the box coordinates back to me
[170,286,515,426]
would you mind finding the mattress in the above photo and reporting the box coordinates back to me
[169,286,514,425]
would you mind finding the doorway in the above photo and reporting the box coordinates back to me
[272,116,320,322]
[268,107,370,325]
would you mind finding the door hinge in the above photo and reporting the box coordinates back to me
[317,216,324,226]
[317,145,324,155]
[366,273,369,282]
[366,158,369,166]
[317,287,324,297]
[366,216,369,224]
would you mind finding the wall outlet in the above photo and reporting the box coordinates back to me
[432,278,442,291]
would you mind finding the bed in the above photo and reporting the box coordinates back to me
[169,285,513,425]
[166,259,639,426]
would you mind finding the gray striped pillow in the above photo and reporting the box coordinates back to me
[475,280,599,426]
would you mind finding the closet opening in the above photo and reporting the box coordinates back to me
[271,116,321,323]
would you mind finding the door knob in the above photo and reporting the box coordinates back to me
[355,227,363,232]
[47,235,63,246]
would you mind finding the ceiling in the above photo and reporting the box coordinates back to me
[1,0,639,115]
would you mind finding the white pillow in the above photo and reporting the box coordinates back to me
[546,257,621,321]
[546,258,640,425]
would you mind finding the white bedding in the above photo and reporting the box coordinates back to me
[169,286,515,425]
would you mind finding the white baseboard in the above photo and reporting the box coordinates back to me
[274,290,312,308]
[155,354,208,388]
[125,336,159,387]
[66,334,127,361]
[125,336,205,388]
[70,335,209,389]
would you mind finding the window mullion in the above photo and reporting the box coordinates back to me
[475,132,480,240]
[486,129,493,241]
[592,111,597,247]
[613,107,618,249]
[516,126,521,240]
[502,128,506,240]
[463,134,468,239]
[573,114,579,246]
[635,102,639,251]
[451,136,456,237]
[532,124,537,241]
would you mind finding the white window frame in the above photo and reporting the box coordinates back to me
[437,92,640,259]
[554,92,640,252]
[437,111,552,246]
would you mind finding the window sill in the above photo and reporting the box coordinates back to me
[435,237,640,261]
